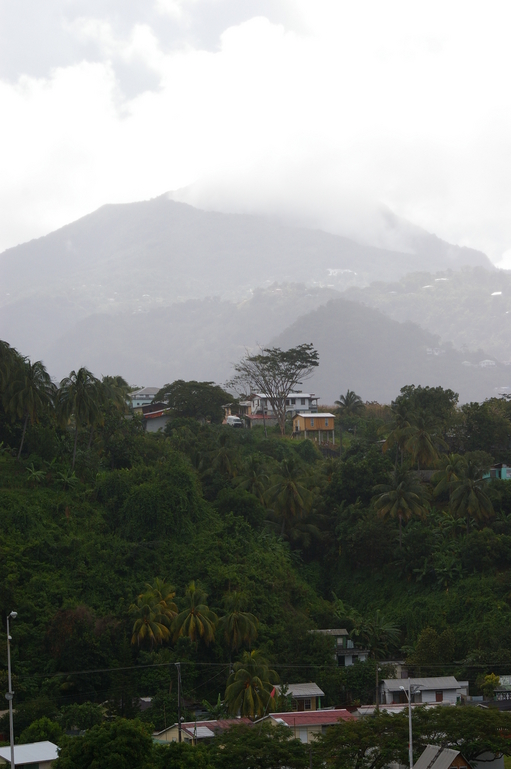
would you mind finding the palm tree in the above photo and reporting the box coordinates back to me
[129,579,178,648]
[235,455,270,503]
[172,581,218,645]
[405,414,446,470]
[432,453,466,496]
[56,368,102,469]
[224,650,279,719]
[218,592,258,655]
[383,404,414,467]
[265,457,312,537]
[449,459,494,533]
[3,358,56,459]
[335,390,365,454]
[373,468,428,547]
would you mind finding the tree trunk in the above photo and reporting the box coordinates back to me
[399,513,403,549]
[87,425,94,450]
[72,425,79,470]
[17,413,29,460]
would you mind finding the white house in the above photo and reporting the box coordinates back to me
[130,387,160,411]
[245,392,319,418]
[380,676,469,705]
[0,741,59,768]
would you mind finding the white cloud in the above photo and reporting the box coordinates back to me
[1,0,511,260]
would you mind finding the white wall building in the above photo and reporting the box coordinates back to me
[381,676,469,705]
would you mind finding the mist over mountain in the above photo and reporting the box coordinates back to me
[0,196,501,403]
[344,267,511,363]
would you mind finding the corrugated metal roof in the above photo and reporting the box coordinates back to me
[0,740,59,764]
[311,628,349,636]
[414,745,461,769]
[279,683,325,698]
[295,412,335,418]
[383,677,463,691]
[266,709,354,726]
[154,718,251,737]
[184,725,216,739]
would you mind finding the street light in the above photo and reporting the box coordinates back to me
[400,681,421,769]
[6,611,17,769]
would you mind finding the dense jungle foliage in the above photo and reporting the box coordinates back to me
[3,338,511,745]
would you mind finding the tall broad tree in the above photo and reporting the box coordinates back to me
[56,367,102,468]
[154,380,233,424]
[3,357,56,459]
[228,344,319,435]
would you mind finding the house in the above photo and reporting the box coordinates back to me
[277,683,325,711]
[414,745,473,769]
[231,392,320,427]
[130,387,160,412]
[259,708,353,744]
[483,464,511,481]
[153,718,252,745]
[292,413,335,444]
[0,741,59,768]
[311,629,368,666]
[380,676,469,705]
[141,402,172,433]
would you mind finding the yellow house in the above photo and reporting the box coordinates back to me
[292,412,335,444]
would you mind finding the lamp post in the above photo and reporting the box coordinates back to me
[400,681,421,769]
[6,611,17,769]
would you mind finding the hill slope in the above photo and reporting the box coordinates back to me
[344,267,511,362]
[271,298,509,403]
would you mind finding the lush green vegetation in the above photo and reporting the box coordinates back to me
[4,338,511,758]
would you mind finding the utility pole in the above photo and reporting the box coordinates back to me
[175,663,182,743]
[6,611,17,769]
[400,681,421,769]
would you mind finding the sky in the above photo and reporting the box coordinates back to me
[2,0,511,265]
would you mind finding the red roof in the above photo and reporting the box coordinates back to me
[269,709,354,726]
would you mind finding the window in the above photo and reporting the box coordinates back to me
[304,698,311,710]
[291,699,298,711]
[301,398,306,405]
[310,418,314,426]
[325,419,329,426]
[291,398,296,405]
[299,728,308,744]
[435,691,443,702]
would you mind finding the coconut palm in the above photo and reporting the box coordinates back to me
[129,585,176,648]
[449,459,494,533]
[335,389,365,454]
[234,455,270,503]
[3,358,56,459]
[350,609,400,707]
[432,453,467,496]
[56,368,102,468]
[265,457,313,537]
[172,581,218,645]
[218,592,259,654]
[224,650,279,719]
[373,468,428,547]
[383,404,415,467]
[405,414,446,470]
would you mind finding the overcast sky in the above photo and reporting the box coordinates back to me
[2,0,511,265]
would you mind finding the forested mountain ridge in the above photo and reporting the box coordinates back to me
[0,196,493,376]
[344,267,511,363]
[271,297,508,403]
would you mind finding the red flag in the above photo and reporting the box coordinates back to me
[270,687,276,698]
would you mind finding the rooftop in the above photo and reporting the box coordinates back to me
[295,412,335,418]
[262,709,354,726]
[414,745,464,769]
[278,683,325,698]
[154,717,251,738]
[310,628,349,637]
[382,676,468,691]
[0,741,59,765]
